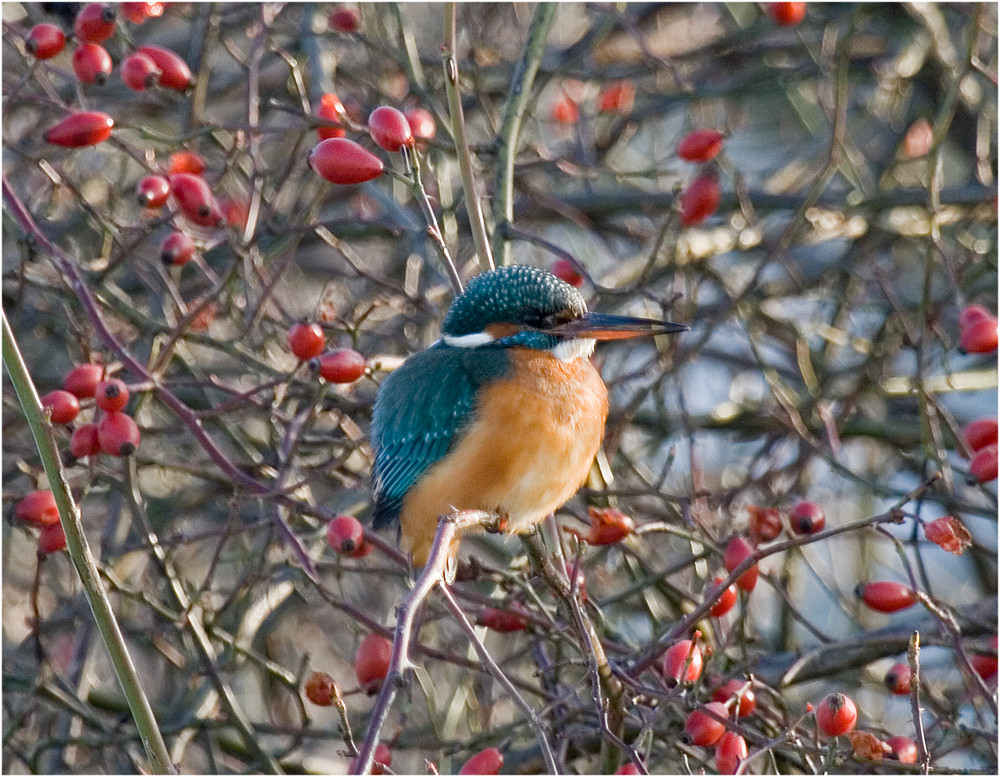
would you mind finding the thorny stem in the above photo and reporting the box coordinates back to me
[352,510,501,775]
[442,2,494,273]
[2,310,174,775]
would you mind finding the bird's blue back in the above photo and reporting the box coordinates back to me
[370,342,509,530]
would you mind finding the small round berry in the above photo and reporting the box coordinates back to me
[169,172,223,227]
[682,701,728,746]
[789,500,826,535]
[136,45,193,90]
[45,111,114,147]
[714,731,748,775]
[723,536,758,592]
[354,633,392,694]
[969,444,998,483]
[70,422,101,460]
[316,93,346,140]
[477,606,528,632]
[677,129,724,163]
[712,678,756,717]
[405,106,436,141]
[329,6,361,33]
[74,3,116,43]
[614,765,641,775]
[886,735,917,764]
[72,43,112,84]
[122,2,164,24]
[326,515,369,557]
[312,348,366,384]
[551,259,584,287]
[368,106,414,152]
[121,52,161,91]
[747,504,782,543]
[661,639,703,684]
[288,323,326,361]
[680,173,721,227]
[168,150,205,176]
[137,174,170,208]
[41,389,81,424]
[160,232,196,267]
[458,747,503,775]
[958,304,992,330]
[64,363,104,398]
[38,522,67,555]
[884,662,912,695]
[856,581,918,613]
[959,315,998,354]
[25,23,66,59]
[963,418,998,454]
[551,95,579,124]
[95,378,129,412]
[98,412,140,456]
[16,490,60,527]
[309,138,384,185]
[303,671,339,706]
[597,80,636,114]
[708,576,737,617]
[768,2,807,26]
[815,692,857,737]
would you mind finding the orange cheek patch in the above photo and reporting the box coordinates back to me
[485,323,521,338]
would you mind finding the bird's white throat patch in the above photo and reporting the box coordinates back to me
[551,337,596,362]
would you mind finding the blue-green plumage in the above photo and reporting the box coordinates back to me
[371,342,508,530]
[370,265,588,532]
[369,264,687,545]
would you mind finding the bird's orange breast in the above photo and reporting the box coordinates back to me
[399,348,609,566]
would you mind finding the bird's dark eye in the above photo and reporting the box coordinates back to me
[522,310,549,328]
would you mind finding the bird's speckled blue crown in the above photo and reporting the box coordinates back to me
[442,265,587,337]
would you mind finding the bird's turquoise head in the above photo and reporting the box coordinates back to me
[442,265,587,338]
[441,265,687,350]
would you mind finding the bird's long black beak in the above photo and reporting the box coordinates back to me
[549,312,688,341]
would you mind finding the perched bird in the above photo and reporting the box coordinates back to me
[370,265,686,567]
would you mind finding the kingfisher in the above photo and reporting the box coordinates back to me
[370,264,687,568]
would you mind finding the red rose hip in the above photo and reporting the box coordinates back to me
[789,500,826,535]
[354,633,392,693]
[160,232,196,266]
[137,175,171,208]
[368,106,413,152]
[303,671,339,706]
[683,701,728,746]
[677,129,724,162]
[64,363,104,398]
[70,423,101,459]
[16,490,60,527]
[857,581,918,613]
[72,43,112,84]
[680,173,721,226]
[41,390,81,424]
[25,23,66,59]
[136,45,193,90]
[312,348,366,383]
[458,747,503,775]
[45,111,114,148]
[815,692,857,737]
[309,138,384,185]
[95,378,129,412]
[723,536,758,591]
[661,639,703,684]
[288,323,325,360]
[98,412,140,456]
[121,52,162,91]
[169,173,223,227]
[714,731,748,774]
[74,3,116,43]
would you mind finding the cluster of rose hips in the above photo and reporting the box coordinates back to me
[676,128,725,227]
[963,416,998,483]
[41,363,141,461]
[14,489,67,556]
[550,79,637,126]
[287,321,368,384]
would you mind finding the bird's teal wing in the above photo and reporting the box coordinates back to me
[370,343,507,531]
